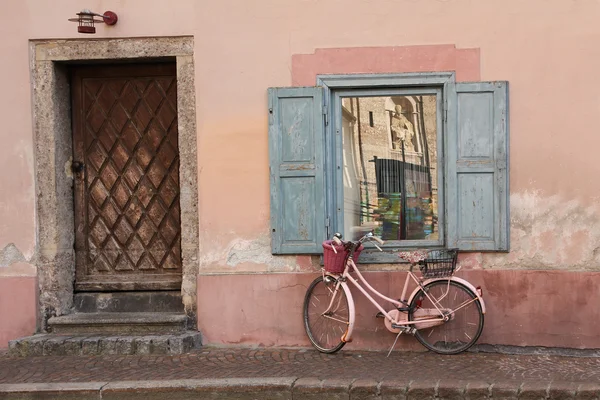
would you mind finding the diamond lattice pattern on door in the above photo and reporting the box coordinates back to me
[82,76,181,276]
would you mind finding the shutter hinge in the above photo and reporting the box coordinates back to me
[268,90,273,113]
[443,102,448,123]
[323,105,328,126]
[268,91,273,124]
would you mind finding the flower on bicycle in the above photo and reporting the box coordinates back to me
[398,250,428,264]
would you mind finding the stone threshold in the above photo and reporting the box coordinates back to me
[49,312,188,335]
[8,332,202,356]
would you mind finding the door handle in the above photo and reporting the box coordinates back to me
[72,161,85,174]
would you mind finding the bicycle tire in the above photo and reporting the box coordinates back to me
[409,280,484,355]
[303,275,353,354]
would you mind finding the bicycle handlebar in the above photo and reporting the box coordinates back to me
[331,232,385,249]
[370,235,384,245]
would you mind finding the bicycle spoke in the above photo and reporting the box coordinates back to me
[304,276,351,354]
[411,281,484,355]
[324,315,350,324]
[312,316,326,328]
[325,281,337,295]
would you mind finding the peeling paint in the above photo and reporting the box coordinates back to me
[200,191,600,274]
[64,156,73,179]
[199,233,301,272]
[480,191,600,271]
[0,243,27,267]
[226,235,297,270]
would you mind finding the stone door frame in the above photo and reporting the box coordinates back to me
[30,37,199,329]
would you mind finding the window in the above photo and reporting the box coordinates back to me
[268,73,509,260]
[339,92,441,247]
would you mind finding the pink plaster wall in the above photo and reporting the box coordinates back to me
[2,0,600,345]
[292,45,480,86]
[0,0,599,273]
[198,270,600,350]
[0,275,38,348]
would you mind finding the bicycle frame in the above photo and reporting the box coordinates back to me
[322,255,485,343]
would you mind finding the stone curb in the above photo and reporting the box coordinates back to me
[0,378,598,399]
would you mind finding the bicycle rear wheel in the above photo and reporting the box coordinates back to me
[303,275,353,354]
[409,280,484,355]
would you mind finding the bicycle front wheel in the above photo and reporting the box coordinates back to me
[409,280,484,355]
[303,275,353,354]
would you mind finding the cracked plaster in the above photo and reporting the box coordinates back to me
[0,244,27,267]
[199,233,318,273]
[459,191,600,271]
[201,190,600,274]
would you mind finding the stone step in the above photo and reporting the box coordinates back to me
[48,312,188,335]
[8,332,202,356]
[74,291,184,313]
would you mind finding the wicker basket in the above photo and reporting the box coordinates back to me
[419,248,459,278]
[322,240,363,274]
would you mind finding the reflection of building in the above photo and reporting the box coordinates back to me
[342,96,438,241]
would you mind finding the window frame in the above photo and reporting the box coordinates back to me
[317,72,456,263]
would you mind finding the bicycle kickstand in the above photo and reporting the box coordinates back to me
[387,330,403,358]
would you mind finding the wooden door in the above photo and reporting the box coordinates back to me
[71,63,182,291]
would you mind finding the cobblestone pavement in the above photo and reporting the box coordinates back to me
[0,347,599,384]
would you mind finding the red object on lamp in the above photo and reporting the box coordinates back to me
[102,11,118,26]
[68,9,118,34]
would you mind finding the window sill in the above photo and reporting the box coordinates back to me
[319,248,439,265]
[355,249,411,264]
[360,242,452,264]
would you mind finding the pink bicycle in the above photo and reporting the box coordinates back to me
[303,232,485,355]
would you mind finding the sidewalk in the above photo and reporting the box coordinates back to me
[0,347,599,399]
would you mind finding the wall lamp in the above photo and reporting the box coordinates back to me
[68,9,118,34]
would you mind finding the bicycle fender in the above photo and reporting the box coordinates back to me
[407,276,486,314]
[340,281,356,342]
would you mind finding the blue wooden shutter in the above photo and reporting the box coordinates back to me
[268,87,326,254]
[446,82,509,251]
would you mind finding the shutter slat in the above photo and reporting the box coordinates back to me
[446,81,509,251]
[268,87,326,254]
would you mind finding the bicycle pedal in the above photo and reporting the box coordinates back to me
[391,324,416,334]
[376,312,385,319]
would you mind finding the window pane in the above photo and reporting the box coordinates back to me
[341,95,439,242]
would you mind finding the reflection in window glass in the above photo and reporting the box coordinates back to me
[342,95,439,242]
